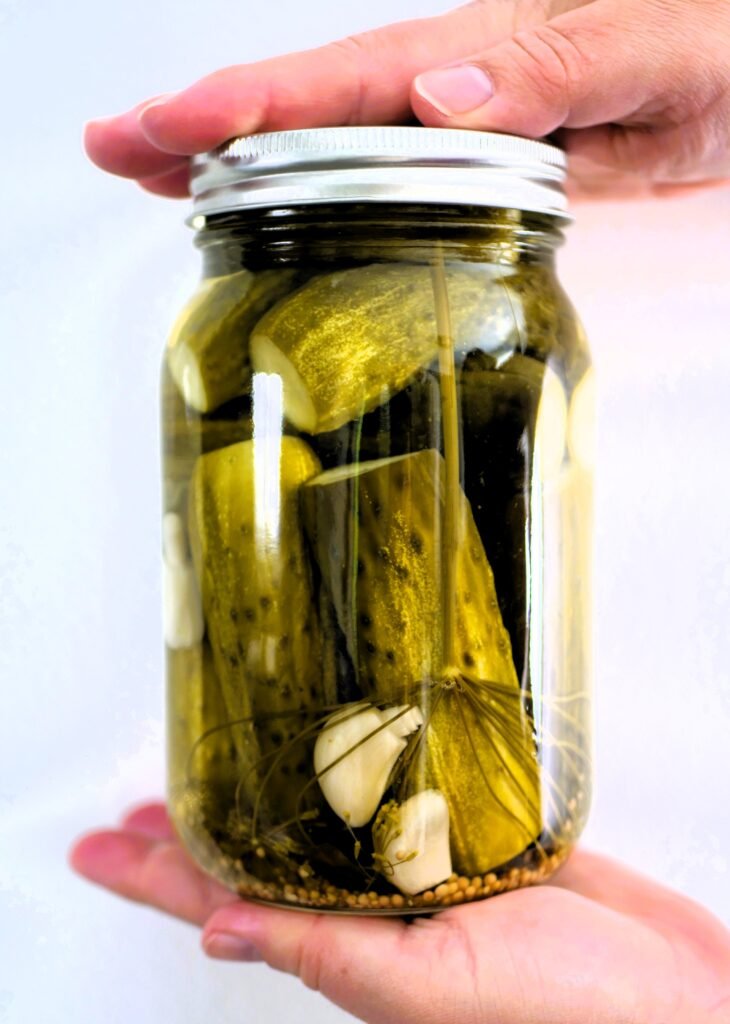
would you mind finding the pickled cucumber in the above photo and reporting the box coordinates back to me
[458,352,545,679]
[250,263,515,434]
[422,691,540,875]
[166,642,266,875]
[302,449,541,874]
[302,449,514,694]
[167,268,295,413]
[161,361,251,509]
[166,642,243,799]
[502,264,591,388]
[188,436,336,819]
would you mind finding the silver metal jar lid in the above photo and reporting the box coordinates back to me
[189,126,568,223]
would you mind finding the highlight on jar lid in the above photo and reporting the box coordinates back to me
[188,126,568,224]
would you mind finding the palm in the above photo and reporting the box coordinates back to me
[71,802,730,1024]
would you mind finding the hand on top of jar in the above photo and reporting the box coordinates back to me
[83,0,730,199]
[70,802,730,1024]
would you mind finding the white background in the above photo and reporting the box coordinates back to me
[1,0,729,1021]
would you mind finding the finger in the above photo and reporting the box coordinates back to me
[119,801,177,840]
[69,829,237,925]
[550,848,730,957]
[85,1,527,175]
[84,99,188,179]
[138,164,191,198]
[548,848,676,908]
[564,121,730,188]
[564,147,730,201]
[200,879,668,1024]
[137,5,507,154]
[202,901,429,1024]
[565,146,651,199]
[411,0,717,140]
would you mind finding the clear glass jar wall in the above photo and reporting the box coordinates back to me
[162,202,593,914]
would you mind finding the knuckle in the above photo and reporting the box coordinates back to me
[664,120,726,178]
[329,32,370,63]
[295,917,329,991]
[508,23,593,101]
[327,34,371,125]
[463,0,539,28]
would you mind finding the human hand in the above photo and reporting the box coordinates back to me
[70,801,730,1024]
[83,0,730,200]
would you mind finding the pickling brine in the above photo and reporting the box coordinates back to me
[162,129,593,914]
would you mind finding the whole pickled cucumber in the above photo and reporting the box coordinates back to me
[167,268,296,413]
[250,264,515,434]
[422,691,540,876]
[188,437,336,821]
[302,449,540,873]
[302,450,513,694]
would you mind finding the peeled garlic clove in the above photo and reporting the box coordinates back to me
[162,512,204,649]
[163,511,191,568]
[314,703,423,827]
[374,790,452,896]
[163,562,205,649]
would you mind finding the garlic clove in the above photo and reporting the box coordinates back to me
[163,511,191,568]
[162,512,205,649]
[314,703,423,827]
[374,790,452,896]
[163,562,205,649]
[386,705,425,739]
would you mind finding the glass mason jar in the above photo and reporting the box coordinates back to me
[162,128,593,914]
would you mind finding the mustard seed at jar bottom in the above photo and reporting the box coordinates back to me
[162,127,594,915]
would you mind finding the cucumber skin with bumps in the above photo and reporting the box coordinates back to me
[302,450,541,875]
[188,437,336,821]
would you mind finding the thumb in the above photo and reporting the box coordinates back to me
[201,901,432,1024]
[411,0,673,138]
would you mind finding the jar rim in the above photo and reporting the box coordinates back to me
[188,127,569,225]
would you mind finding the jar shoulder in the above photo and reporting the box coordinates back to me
[495,263,590,385]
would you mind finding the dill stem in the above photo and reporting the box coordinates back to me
[431,249,461,671]
[348,406,364,683]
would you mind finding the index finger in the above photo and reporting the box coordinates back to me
[83,3,520,183]
[69,824,238,926]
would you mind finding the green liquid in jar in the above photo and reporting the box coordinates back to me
[162,207,592,913]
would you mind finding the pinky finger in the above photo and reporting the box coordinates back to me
[69,828,237,925]
[563,122,730,197]
[138,164,191,198]
[120,801,176,841]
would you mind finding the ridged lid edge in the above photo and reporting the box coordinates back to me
[193,126,566,169]
[189,127,568,221]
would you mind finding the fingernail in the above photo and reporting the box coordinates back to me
[414,66,493,116]
[137,93,176,124]
[204,932,263,962]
